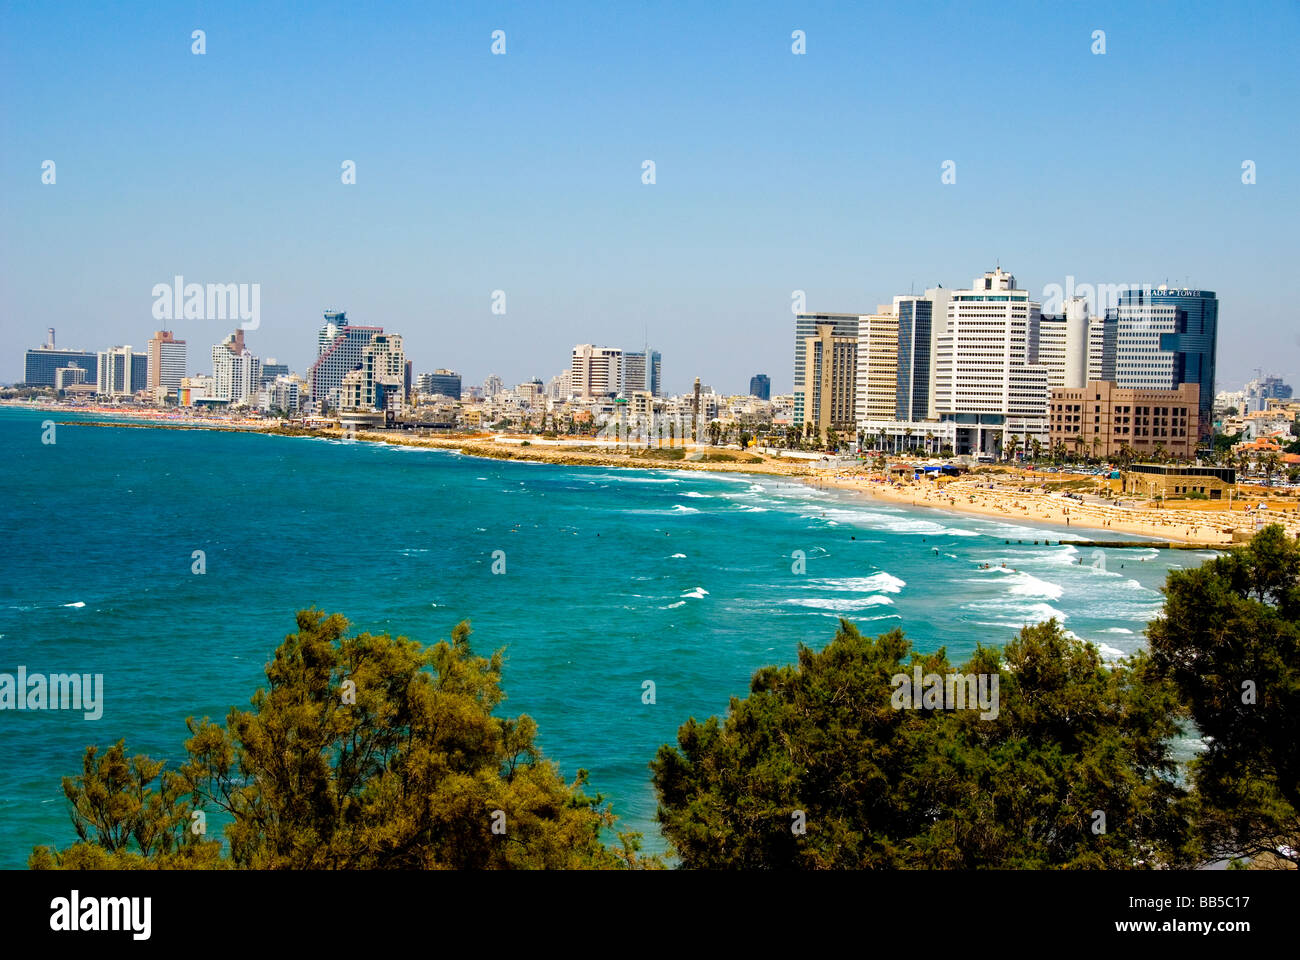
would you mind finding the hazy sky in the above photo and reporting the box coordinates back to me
[3,0,1297,395]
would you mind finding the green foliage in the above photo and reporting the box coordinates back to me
[651,619,1188,868]
[1145,524,1300,868]
[33,610,655,870]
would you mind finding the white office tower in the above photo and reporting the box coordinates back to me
[854,307,899,424]
[571,344,623,399]
[934,267,1048,457]
[211,329,260,405]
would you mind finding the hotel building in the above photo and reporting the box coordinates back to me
[933,267,1048,456]
[308,311,383,410]
[795,315,859,443]
[1048,380,1200,460]
[146,330,187,394]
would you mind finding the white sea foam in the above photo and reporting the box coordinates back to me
[682,491,712,498]
[808,572,906,594]
[1101,627,1135,634]
[63,601,85,608]
[785,596,895,611]
[1007,572,1064,601]
[671,504,700,513]
[662,600,687,609]
[670,553,686,559]
[680,587,709,599]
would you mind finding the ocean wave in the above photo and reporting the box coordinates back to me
[680,587,709,599]
[682,491,712,498]
[1007,572,1064,601]
[807,572,906,594]
[669,553,686,559]
[785,596,895,611]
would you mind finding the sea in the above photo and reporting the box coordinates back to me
[0,407,1214,867]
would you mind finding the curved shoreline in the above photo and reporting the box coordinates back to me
[10,402,1290,546]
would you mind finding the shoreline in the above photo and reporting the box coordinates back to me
[10,400,1293,547]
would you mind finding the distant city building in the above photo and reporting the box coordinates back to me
[24,345,99,388]
[1108,286,1218,441]
[1049,381,1200,460]
[1244,375,1292,414]
[361,334,406,411]
[793,313,860,431]
[483,375,504,398]
[96,346,148,397]
[622,351,647,397]
[308,310,383,410]
[146,330,187,393]
[934,267,1048,457]
[749,373,771,401]
[794,315,859,442]
[259,358,290,383]
[55,366,87,391]
[1087,313,1117,383]
[571,344,623,400]
[423,369,462,399]
[648,350,662,397]
[210,329,260,405]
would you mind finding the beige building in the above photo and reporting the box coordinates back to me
[1048,380,1199,459]
[854,307,898,424]
[800,323,858,444]
[1120,463,1235,501]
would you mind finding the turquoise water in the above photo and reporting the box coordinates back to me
[0,407,1207,866]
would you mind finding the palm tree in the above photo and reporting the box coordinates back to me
[668,420,676,448]
[1152,441,1166,463]
[1030,437,1042,464]
[1262,452,1281,486]
[1004,435,1019,463]
[1090,436,1101,463]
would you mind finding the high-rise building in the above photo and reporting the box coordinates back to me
[1032,296,1089,390]
[749,374,771,400]
[934,267,1048,456]
[55,366,87,391]
[24,346,99,388]
[424,369,462,399]
[361,333,406,411]
[96,346,149,397]
[483,375,504,398]
[795,317,859,442]
[793,313,860,430]
[1108,286,1218,441]
[146,330,187,393]
[622,351,647,396]
[648,350,662,397]
[211,330,260,405]
[854,308,898,424]
[570,344,623,399]
[1088,313,1117,383]
[308,311,383,410]
[892,287,950,421]
[1244,375,1292,414]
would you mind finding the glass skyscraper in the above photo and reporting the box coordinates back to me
[1110,286,1218,441]
[894,298,932,420]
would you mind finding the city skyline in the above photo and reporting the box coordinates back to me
[4,2,1297,392]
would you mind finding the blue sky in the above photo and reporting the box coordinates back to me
[2,0,1297,394]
